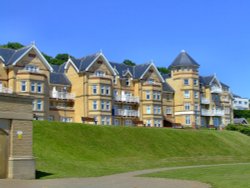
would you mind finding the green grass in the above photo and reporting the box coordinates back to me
[143,163,250,188]
[33,121,250,179]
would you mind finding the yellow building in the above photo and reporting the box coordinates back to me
[0,44,233,128]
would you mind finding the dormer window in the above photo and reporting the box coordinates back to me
[25,65,39,73]
[95,70,105,77]
[125,78,130,86]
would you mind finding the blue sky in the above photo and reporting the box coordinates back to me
[1,0,249,97]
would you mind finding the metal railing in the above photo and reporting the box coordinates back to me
[201,97,210,104]
[201,109,224,116]
[50,91,75,100]
[211,86,222,93]
[114,109,139,117]
[114,95,139,103]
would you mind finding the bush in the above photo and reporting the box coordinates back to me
[226,124,250,136]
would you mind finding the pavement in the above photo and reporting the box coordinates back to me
[2,163,247,188]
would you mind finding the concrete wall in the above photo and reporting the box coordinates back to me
[0,93,35,179]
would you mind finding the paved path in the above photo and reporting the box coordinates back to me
[1,163,249,188]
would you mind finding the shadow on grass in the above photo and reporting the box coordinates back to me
[36,170,54,179]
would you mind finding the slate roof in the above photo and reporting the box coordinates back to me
[70,53,100,72]
[51,63,66,73]
[169,50,200,69]
[199,76,214,86]
[50,72,71,86]
[161,73,171,80]
[162,82,175,93]
[109,62,151,79]
[0,45,32,65]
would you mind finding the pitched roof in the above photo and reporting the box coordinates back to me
[134,63,151,79]
[199,75,214,86]
[51,63,66,73]
[70,53,100,72]
[169,50,200,69]
[162,82,174,93]
[50,72,71,86]
[0,45,32,65]
[234,118,248,125]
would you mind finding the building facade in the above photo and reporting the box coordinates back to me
[0,44,233,128]
[233,94,249,110]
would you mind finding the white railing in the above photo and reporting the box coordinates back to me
[114,95,139,103]
[115,109,139,117]
[50,91,75,100]
[201,97,210,104]
[211,86,222,93]
[50,106,74,110]
[0,87,13,94]
[201,109,224,116]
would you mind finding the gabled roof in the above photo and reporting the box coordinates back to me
[110,62,134,77]
[50,72,71,86]
[169,50,200,69]
[51,63,66,73]
[0,44,53,72]
[134,63,151,79]
[162,82,174,93]
[199,75,214,86]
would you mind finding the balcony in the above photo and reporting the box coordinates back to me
[201,109,224,116]
[144,81,161,86]
[201,97,210,104]
[50,91,75,100]
[211,86,222,93]
[114,109,139,117]
[114,95,139,103]
[0,87,13,94]
[50,106,74,110]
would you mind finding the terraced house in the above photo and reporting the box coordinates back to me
[0,44,233,128]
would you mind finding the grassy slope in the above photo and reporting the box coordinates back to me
[33,121,250,178]
[143,163,250,188]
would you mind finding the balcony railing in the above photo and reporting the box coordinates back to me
[114,95,139,103]
[144,81,161,86]
[211,86,222,93]
[201,97,210,104]
[50,106,74,110]
[50,91,75,100]
[114,109,139,117]
[0,87,13,94]
[201,109,224,116]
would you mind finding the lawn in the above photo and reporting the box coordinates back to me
[33,121,250,179]
[142,163,250,188]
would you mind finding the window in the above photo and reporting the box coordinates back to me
[245,102,248,105]
[101,116,105,125]
[125,119,132,126]
[101,100,105,110]
[146,91,150,100]
[153,92,161,100]
[193,79,198,86]
[125,78,130,86]
[106,101,110,110]
[194,103,199,111]
[239,101,242,104]
[113,90,118,96]
[37,99,42,111]
[184,79,189,85]
[184,103,190,111]
[114,119,119,126]
[31,82,35,92]
[154,106,161,114]
[48,116,54,121]
[166,94,171,101]
[153,92,157,100]
[92,85,97,94]
[95,70,105,76]
[184,90,190,98]
[146,120,151,127]
[25,65,39,73]
[154,119,161,127]
[21,81,26,92]
[113,76,117,84]
[93,101,98,110]
[101,85,105,95]
[157,92,161,100]
[32,100,36,111]
[60,117,72,122]
[106,86,110,95]
[37,82,42,93]
[146,106,151,114]
[106,116,111,125]
[166,107,172,114]
[194,91,199,99]
[185,115,191,125]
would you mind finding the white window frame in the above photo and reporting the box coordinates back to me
[92,85,97,94]
[194,91,199,99]
[93,100,98,110]
[30,81,35,93]
[166,107,172,114]
[184,103,190,111]
[184,79,189,85]
[146,91,150,100]
[101,100,105,110]
[37,82,42,93]
[101,85,105,95]
[21,81,27,92]
[146,120,151,127]
[185,115,191,125]
[125,78,130,86]
[37,99,43,111]
[106,101,110,110]
[194,79,198,86]
[184,90,190,98]
[146,106,151,114]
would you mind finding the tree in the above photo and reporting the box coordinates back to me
[0,42,24,49]
[123,59,136,66]
[157,67,170,74]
